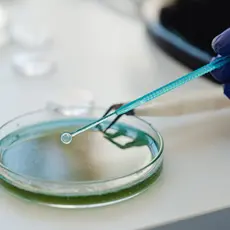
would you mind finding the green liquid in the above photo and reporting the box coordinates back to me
[0,118,162,207]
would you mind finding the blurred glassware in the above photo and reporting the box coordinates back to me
[0,5,9,48]
[10,24,52,48]
[97,0,156,23]
[10,24,56,78]
[98,0,145,20]
[12,51,56,78]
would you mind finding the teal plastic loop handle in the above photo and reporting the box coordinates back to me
[61,56,230,144]
[116,56,230,116]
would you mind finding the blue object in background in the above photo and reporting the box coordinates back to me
[211,28,230,98]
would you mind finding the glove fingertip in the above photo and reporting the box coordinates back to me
[223,84,230,99]
[210,68,222,82]
[212,28,230,56]
[210,56,230,83]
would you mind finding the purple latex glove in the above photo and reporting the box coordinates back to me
[211,28,230,98]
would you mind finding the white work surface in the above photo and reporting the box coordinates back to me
[1,0,230,229]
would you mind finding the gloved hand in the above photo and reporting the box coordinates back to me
[211,28,230,98]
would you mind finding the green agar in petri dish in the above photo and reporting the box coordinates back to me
[0,118,163,208]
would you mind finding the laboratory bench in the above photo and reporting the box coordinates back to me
[0,0,229,230]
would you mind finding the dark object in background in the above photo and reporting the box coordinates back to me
[146,0,230,84]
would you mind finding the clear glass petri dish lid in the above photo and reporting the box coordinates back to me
[0,106,163,208]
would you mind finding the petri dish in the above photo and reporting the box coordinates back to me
[0,107,163,208]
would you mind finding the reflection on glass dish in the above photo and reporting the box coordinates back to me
[45,89,94,117]
[0,107,163,208]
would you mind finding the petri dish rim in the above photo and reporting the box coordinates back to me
[0,107,164,197]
